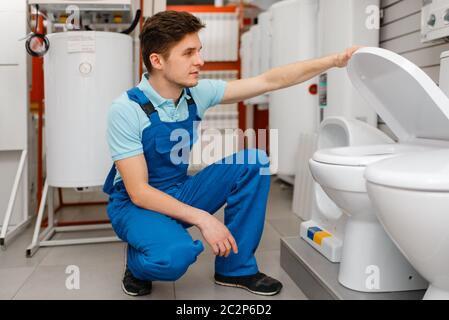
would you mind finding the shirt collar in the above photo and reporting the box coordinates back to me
[137,72,190,108]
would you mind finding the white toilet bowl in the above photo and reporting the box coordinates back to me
[297,117,394,263]
[366,149,449,300]
[307,46,449,292]
[310,144,431,292]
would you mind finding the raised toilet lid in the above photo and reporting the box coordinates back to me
[365,149,449,191]
[347,47,449,143]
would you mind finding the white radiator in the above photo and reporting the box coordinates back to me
[194,12,239,62]
[292,132,318,220]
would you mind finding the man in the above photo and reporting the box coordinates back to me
[103,10,358,297]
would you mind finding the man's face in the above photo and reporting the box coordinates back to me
[161,33,204,88]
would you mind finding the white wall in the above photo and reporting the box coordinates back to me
[0,0,29,226]
[380,0,449,83]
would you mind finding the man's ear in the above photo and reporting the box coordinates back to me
[149,53,163,70]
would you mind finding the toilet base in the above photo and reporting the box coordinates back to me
[423,285,449,300]
[338,216,428,292]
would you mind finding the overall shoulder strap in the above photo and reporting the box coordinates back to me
[127,87,157,117]
[185,88,196,106]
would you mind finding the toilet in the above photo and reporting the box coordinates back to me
[299,116,394,263]
[309,47,449,292]
[365,149,449,300]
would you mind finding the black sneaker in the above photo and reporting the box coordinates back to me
[122,267,152,296]
[214,272,283,296]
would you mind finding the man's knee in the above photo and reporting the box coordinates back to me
[136,241,204,281]
[162,258,191,281]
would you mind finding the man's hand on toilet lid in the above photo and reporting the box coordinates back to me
[334,46,363,68]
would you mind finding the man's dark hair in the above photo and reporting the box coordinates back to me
[140,11,206,73]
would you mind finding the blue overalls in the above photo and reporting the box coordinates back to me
[103,87,271,281]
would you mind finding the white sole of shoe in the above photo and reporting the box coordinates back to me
[214,280,281,296]
[121,282,139,296]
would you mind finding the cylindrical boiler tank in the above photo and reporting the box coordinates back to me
[269,0,319,176]
[318,0,380,125]
[240,31,253,105]
[44,31,133,187]
[259,11,271,75]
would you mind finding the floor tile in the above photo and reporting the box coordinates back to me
[13,264,174,300]
[267,216,302,238]
[0,267,36,299]
[266,179,296,219]
[257,223,282,252]
[39,242,125,267]
[0,223,51,269]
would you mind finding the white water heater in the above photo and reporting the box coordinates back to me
[259,11,271,75]
[44,31,133,187]
[318,0,379,125]
[240,31,252,106]
[269,0,319,176]
[248,24,266,104]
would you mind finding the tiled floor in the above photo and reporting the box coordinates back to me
[0,178,307,300]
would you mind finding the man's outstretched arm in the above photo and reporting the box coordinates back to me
[221,46,360,105]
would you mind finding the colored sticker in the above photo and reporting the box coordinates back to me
[313,231,332,246]
[307,227,322,241]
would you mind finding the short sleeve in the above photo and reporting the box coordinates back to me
[107,102,144,161]
[189,79,227,119]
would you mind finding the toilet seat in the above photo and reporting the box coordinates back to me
[365,149,449,192]
[312,144,434,167]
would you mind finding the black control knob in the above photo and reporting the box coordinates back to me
[428,14,437,27]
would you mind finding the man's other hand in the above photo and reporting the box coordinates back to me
[195,212,238,257]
